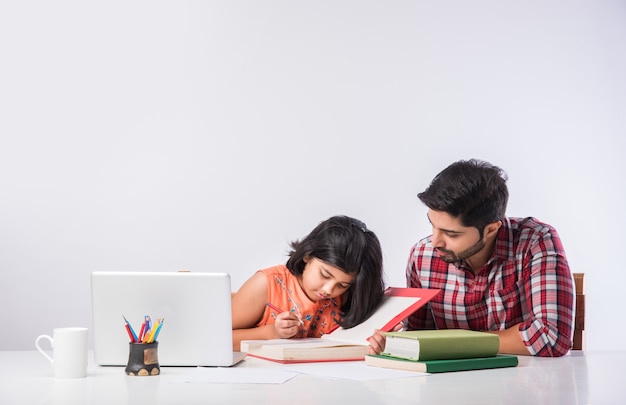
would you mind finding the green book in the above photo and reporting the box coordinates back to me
[365,353,519,373]
[383,329,499,361]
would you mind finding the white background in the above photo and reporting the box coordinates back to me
[1,1,624,351]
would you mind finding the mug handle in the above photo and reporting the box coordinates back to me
[35,335,54,363]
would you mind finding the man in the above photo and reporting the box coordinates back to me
[370,159,575,357]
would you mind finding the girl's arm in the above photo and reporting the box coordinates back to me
[231,271,300,351]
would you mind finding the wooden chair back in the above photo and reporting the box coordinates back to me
[573,273,585,350]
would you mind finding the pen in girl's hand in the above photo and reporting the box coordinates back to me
[265,302,283,313]
[266,302,304,326]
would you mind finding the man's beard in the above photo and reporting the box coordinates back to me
[436,237,485,263]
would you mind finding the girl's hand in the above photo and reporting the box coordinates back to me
[272,312,300,338]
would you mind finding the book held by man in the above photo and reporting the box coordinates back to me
[365,353,519,373]
[382,329,499,361]
[240,287,440,363]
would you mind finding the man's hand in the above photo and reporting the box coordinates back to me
[367,323,403,355]
[367,329,386,354]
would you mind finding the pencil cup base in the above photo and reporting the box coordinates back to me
[125,342,160,376]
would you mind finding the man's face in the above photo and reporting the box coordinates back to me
[427,209,485,263]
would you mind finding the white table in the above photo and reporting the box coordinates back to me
[1,351,624,404]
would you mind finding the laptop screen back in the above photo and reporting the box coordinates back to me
[91,271,240,367]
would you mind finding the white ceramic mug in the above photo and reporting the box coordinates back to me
[35,327,88,378]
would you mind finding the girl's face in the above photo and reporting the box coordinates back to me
[299,257,355,302]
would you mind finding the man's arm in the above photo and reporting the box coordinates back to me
[516,226,575,357]
[487,323,531,355]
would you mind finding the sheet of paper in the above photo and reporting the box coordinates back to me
[326,295,420,344]
[169,367,298,384]
[282,360,428,381]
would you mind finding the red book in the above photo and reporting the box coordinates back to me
[241,287,441,363]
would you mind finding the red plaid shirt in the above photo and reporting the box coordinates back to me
[406,217,575,357]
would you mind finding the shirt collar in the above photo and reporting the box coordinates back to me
[492,217,514,262]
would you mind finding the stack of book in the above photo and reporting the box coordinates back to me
[365,329,519,373]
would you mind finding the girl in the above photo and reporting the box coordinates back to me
[232,215,386,350]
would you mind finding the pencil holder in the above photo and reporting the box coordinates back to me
[125,342,160,376]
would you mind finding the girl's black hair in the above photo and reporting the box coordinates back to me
[285,215,385,328]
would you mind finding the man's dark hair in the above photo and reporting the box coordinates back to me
[418,159,509,233]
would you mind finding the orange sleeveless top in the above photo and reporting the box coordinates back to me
[256,264,342,338]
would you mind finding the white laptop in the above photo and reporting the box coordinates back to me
[91,271,246,367]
